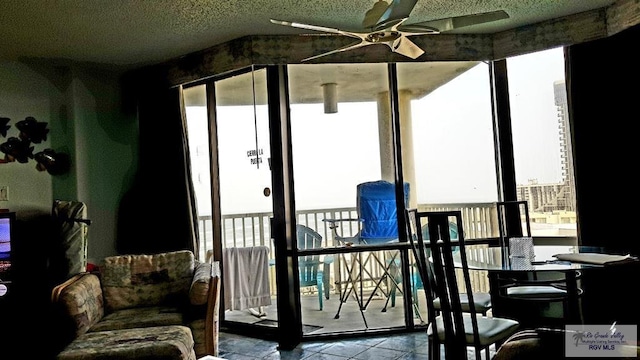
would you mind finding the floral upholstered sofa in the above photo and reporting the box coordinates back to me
[51,250,221,360]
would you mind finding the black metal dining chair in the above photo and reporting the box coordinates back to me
[494,200,583,328]
[490,268,584,328]
[406,209,520,360]
[418,222,492,318]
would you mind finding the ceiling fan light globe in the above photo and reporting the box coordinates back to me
[366,31,401,44]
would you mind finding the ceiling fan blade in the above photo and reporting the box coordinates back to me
[301,41,370,62]
[390,36,424,59]
[362,0,390,28]
[395,24,440,35]
[270,19,365,40]
[372,0,419,30]
[400,10,509,33]
[270,19,343,35]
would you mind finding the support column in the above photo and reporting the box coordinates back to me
[376,90,417,208]
[377,91,394,182]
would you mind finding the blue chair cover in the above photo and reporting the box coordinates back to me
[357,180,409,244]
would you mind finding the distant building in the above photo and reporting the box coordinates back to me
[516,79,576,214]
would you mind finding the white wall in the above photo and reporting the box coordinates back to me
[67,69,138,263]
[0,60,138,264]
[0,61,57,216]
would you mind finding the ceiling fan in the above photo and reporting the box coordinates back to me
[270,0,509,61]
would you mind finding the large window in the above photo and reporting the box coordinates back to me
[289,64,384,214]
[397,61,498,239]
[182,50,579,342]
[507,47,577,238]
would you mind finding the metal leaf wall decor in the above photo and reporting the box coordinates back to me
[0,116,69,175]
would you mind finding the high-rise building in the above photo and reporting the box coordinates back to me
[516,80,575,213]
[554,80,576,212]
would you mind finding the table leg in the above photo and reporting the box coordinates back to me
[565,270,582,324]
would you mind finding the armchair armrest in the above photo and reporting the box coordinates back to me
[190,261,213,306]
[51,272,87,302]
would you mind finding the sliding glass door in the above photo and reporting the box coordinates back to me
[184,67,278,333]
[287,63,412,334]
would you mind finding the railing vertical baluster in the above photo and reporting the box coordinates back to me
[243,217,248,247]
[231,218,236,247]
[258,216,265,247]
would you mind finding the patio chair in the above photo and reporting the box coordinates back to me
[324,180,409,326]
[297,224,332,310]
[494,200,581,328]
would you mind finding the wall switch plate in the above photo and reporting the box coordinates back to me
[0,186,8,201]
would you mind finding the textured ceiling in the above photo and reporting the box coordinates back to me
[0,0,617,71]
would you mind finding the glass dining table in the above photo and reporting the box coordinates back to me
[456,244,639,328]
[465,245,600,270]
[462,244,640,270]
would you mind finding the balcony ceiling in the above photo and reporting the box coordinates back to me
[201,62,480,106]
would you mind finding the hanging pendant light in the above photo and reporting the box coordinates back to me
[322,83,338,114]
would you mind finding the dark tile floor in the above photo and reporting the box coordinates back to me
[218,330,492,359]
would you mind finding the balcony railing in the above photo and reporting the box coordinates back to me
[197,202,500,296]
[197,202,499,259]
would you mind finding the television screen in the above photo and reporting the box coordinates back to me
[0,213,14,283]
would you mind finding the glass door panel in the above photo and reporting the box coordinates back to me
[184,68,276,331]
[287,63,409,335]
[183,84,212,261]
[396,61,498,323]
[215,68,274,328]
